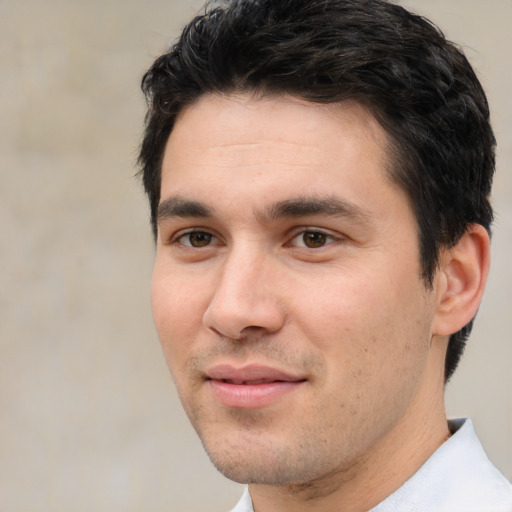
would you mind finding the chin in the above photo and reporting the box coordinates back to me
[200,432,336,487]
[208,455,299,485]
[198,430,292,484]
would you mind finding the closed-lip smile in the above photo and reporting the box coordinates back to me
[205,364,307,409]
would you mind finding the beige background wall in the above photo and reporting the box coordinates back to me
[1,1,510,511]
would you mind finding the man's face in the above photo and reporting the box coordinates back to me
[151,93,443,486]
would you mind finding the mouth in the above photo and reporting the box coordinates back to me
[217,378,294,385]
[204,364,307,409]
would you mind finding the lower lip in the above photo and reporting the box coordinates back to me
[208,380,304,409]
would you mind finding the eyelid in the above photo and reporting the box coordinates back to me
[170,227,220,247]
[164,225,345,249]
[287,227,345,248]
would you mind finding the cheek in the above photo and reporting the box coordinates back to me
[150,270,207,369]
[293,268,385,345]
[295,264,432,376]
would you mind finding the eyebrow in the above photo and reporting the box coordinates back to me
[157,194,373,225]
[264,196,373,224]
[157,196,214,221]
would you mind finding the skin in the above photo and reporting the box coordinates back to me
[151,93,489,512]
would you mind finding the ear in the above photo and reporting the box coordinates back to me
[432,224,491,337]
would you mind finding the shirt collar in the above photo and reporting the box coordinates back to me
[371,418,512,511]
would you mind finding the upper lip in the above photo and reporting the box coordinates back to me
[205,364,306,384]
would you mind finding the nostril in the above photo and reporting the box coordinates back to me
[203,291,286,339]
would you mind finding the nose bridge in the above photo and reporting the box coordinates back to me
[224,242,264,296]
[203,240,284,339]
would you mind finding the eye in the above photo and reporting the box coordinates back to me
[290,230,337,249]
[176,231,216,248]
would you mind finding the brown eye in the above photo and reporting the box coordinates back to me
[179,231,214,247]
[290,230,336,249]
[302,231,328,248]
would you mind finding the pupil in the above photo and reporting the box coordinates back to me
[190,232,211,247]
[304,232,326,248]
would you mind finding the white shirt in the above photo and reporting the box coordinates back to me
[229,418,512,512]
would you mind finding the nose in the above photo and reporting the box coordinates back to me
[202,247,286,340]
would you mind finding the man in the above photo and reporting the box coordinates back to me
[138,0,512,510]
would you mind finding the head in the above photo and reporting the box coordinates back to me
[139,0,495,383]
[140,1,494,499]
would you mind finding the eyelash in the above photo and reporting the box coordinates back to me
[174,230,219,248]
[290,230,338,249]
[172,228,342,250]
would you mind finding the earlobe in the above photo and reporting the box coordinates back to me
[432,224,491,337]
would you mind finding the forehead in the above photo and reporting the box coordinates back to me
[170,93,387,155]
[161,93,392,197]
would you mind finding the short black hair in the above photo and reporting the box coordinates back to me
[139,0,495,381]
